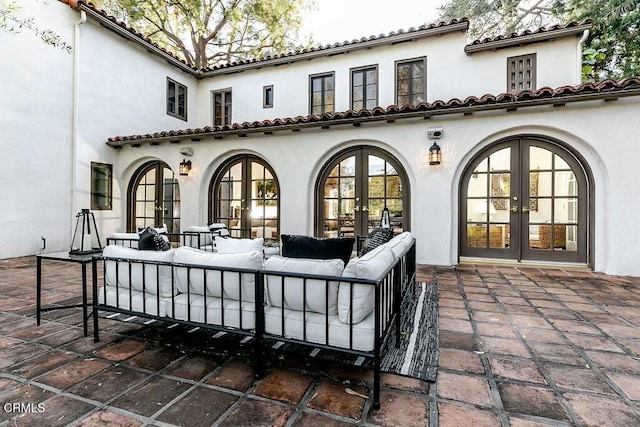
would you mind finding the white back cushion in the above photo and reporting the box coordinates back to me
[173,246,263,302]
[103,245,176,297]
[186,225,213,246]
[264,256,344,314]
[215,237,264,254]
[338,245,394,324]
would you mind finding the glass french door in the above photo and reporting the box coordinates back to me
[128,161,180,233]
[460,138,588,263]
[209,156,279,242]
[317,147,409,238]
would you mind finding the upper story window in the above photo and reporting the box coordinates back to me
[263,85,273,108]
[507,53,536,93]
[91,162,112,210]
[351,66,378,110]
[396,58,426,106]
[213,90,232,126]
[310,72,335,115]
[167,78,187,121]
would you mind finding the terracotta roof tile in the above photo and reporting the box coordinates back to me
[106,78,640,146]
[465,19,593,53]
[468,19,594,47]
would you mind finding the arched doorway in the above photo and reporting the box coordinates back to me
[316,146,410,238]
[460,136,590,264]
[209,155,279,242]
[127,161,180,232]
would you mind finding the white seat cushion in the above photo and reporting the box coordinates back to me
[167,294,255,329]
[215,236,264,254]
[264,306,374,351]
[264,256,343,315]
[97,286,168,317]
[338,244,394,324]
[103,245,176,297]
[173,246,263,302]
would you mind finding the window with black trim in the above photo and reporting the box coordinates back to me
[91,162,112,210]
[310,72,335,115]
[507,53,536,93]
[213,90,232,126]
[263,85,273,108]
[396,58,426,106]
[167,78,187,120]
[351,66,378,110]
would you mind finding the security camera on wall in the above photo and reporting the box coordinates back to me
[179,147,194,156]
[427,127,443,140]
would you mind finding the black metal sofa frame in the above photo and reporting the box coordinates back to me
[91,239,416,409]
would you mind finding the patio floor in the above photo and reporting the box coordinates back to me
[1,256,640,426]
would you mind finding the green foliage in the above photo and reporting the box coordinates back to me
[94,0,311,69]
[559,0,640,79]
[0,0,72,53]
[438,0,640,80]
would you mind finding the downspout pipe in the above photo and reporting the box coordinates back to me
[577,29,589,83]
[72,6,86,226]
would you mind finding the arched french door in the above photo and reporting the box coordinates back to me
[127,161,180,232]
[209,155,279,242]
[460,137,590,263]
[316,146,410,238]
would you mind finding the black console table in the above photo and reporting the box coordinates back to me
[36,251,101,336]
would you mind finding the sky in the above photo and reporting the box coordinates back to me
[300,0,451,46]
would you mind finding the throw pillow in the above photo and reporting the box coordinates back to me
[359,228,394,256]
[280,235,354,266]
[138,227,170,251]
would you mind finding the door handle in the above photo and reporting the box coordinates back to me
[510,206,518,213]
[522,207,530,213]
[354,206,360,212]
[362,206,369,212]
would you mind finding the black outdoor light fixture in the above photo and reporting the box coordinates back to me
[70,209,102,254]
[429,142,442,166]
[179,158,192,176]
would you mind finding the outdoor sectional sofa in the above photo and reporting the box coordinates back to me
[92,232,416,409]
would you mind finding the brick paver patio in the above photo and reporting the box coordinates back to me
[1,256,640,425]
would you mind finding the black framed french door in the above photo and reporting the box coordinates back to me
[316,146,409,238]
[127,161,180,233]
[209,155,279,242]
[460,137,589,263]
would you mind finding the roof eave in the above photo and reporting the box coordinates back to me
[200,21,470,77]
[78,3,197,76]
[464,23,592,54]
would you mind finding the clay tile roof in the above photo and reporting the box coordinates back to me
[106,77,640,147]
[465,19,593,54]
[70,1,470,77]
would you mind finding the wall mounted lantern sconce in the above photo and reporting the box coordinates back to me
[429,142,442,166]
[179,159,192,176]
[427,127,443,166]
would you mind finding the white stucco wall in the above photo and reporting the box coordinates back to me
[6,2,640,279]
[76,18,199,239]
[114,94,640,277]
[0,0,76,258]
[196,31,582,126]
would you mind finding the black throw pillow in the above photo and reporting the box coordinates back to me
[281,235,355,266]
[138,227,170,251]
[359,228,394,255]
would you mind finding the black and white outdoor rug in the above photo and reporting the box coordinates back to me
[380,282,439,382]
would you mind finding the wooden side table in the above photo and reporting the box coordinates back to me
[36,251,102,337]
